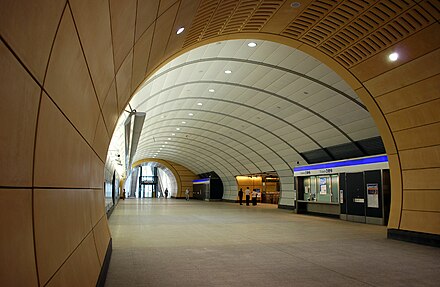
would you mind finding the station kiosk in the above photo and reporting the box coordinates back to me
[294,155,391,225]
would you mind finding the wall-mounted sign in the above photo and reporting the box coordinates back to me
[340,190,343,203]
[367,183,379,208]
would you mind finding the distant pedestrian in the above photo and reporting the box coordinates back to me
[159,189,164,198]
[238,188,243,205]
[185,188,190,201]
[121,189,126,200]
[252,189,257,206]
[245,187,250,206]
[165,188,169,198]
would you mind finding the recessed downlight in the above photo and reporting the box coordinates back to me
[197,102,203,106]
[208,89,215,93]
[167,138,171,140]
[176,27,185,34]
[162,145,165,147]
[224,70,232,74]
[188,113,194,116]
[182,121,186,124]
[388,52,399,61]
[165,142,168,144]
[176,128,180,131]
[172,133,175,136]
[248,42,257,47]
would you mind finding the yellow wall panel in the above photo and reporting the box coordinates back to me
[400,146,440,170]
[386,98,440,132]
[364,48,440,98]
[69,0,115,104]
[34,94,92,188]
[387,154,403,229]
[0,41,40,187]
[394,122,440,151]
[93,216,111,265]
[135,0,159,42]
[400,210,440,235]
[403,168,440,190]
[109,0,136,71]
[376,74,440,114]
[0,0,65,82]
[45,232,101,287]
[93,115,110,162]
[89,154,105,189]
[0,189,38,287]
[350,24,440,83]
[90,189,106,227]
[102,80,119,134]
[116,51,134,111]
[44,8,100,144]
[132,25,154,92]
[147,2,180,72]
[403,190,440,212]
[34,189,93,286]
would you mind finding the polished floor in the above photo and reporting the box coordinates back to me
[105,199,440,286]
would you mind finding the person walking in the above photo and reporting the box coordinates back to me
[245,187,250,206]
[164,188,169,199]
[185,188,190,201]
[238,188,243,205]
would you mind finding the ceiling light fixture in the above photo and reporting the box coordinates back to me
[388,52,399,61]
[291,2,301,8]
[176,27,185,34]
[188,113,194,116]
[197,102,203,106]
[208,89,215,92]
[176,128,180,130]
[248,42,257,47]
[165,142,168,144]
[172,133,175,136]
[162,145,165,147]
[167,138,171,140]
[182,121,186,124]
[224,70,232,74]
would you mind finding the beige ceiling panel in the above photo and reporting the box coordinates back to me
[0,189,38,287]
[0,42,40,187]
[0,0,65,83]
[147,2,180,72]
[44,8,100,144]
[110,0,136,71]
[164,0,201,60]
[135,0,160,41]
[132,25,155,92]
[34,188,93,285]
[45,232,100,287]
[70,0,115,105]
[34,94,92,188]
[102,80,119,134]
[159,0,178,16]
[116,51,134,111]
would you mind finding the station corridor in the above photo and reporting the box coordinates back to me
[105,199,440,287]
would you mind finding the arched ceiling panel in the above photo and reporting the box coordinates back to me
[109,39,382,177]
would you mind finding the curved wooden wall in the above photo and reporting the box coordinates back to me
[0,0,439,285]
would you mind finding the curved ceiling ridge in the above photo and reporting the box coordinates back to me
[140,57,365,109]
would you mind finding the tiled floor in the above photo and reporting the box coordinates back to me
[105,199,440,286]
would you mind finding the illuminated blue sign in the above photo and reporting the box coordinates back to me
[294,155,388,172]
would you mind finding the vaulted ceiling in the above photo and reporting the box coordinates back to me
[109,39,380,178]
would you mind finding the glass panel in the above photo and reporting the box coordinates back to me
[317,176,331,203]
[310,176,317,201]
[331,175,339,203]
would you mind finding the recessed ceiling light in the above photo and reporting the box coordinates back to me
[165,142,168,144]
[176,27,185,34]
[162,145,165,147]
[388,52,399,61]
[182,121,186,124]
[167,138,171,140]
[197,102,203,106]
[291,2,301,8]
[248,42,257,47]
[188,113,194,116]
[224,70,232,74]
[160,148,163,150]
[172,133,175,136]
[208,89,215,93]
[176,128,180,130]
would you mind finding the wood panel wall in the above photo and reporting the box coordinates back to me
[0,0,439,285]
